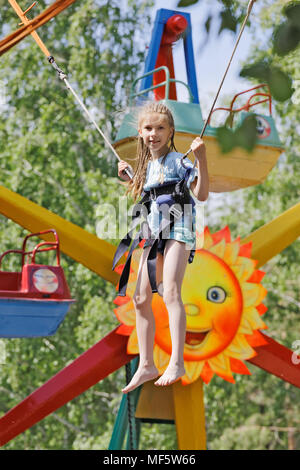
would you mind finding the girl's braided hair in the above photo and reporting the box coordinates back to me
[127,102,177,201]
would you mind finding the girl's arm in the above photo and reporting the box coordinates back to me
[189,137,209,202]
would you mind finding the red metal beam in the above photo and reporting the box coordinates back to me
[153,14,188,100]
[0,0,77,56]
[1,329,299,447]
[247,332,300,388]
[0,328,136,447]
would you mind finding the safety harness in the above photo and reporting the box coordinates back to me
[112,167,195,297]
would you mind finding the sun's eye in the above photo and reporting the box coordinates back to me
[207,286,226,303]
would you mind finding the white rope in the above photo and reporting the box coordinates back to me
[63,77,133,168]
[182,0,257,168]
[50,1,256,178]
[63,78,133,178]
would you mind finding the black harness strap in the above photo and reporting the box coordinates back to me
[146,207,180,293]
[145,168,194,293]
[112,192,150,272]
[117,228,144,296]
[113,169,195,297]
[146,238,159,293]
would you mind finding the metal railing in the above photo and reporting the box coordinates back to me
[208,84,272,126]
[129,66,194,104]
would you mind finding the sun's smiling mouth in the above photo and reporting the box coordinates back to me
[185,329,211,347]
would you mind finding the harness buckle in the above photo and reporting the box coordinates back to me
[150,187,157,200]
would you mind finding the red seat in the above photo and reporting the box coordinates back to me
[20,264,71,299]
[0,271,21,292]
[0,230,71,300]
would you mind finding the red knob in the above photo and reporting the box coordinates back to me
[166,14,188,35]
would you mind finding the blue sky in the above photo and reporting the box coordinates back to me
[152,0,255,115]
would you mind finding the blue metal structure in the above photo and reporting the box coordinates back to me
[140,8,199,104]
[0,298,73,338]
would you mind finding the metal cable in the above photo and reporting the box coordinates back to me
[181,0,257,169]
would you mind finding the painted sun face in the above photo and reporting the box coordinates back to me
[114,226,268,385]
[152,250,243,362]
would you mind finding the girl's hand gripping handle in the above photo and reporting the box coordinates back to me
[118,160,133,181]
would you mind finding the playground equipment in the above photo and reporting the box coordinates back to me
[0,0,76,56]
[0,179,300,449]
[0,229,74,337]
[114,9,283,192]
[2,0,132,179]
[0,0,299,451]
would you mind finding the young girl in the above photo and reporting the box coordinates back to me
[117,102,209,394]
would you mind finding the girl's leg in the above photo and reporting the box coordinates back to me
[155,239,190,387]
[122,246,163,394]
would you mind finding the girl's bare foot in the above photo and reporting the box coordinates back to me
[122,366,159,394]
[154,364,185,387]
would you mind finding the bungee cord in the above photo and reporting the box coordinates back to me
[7,0,257,179]
[8,0,133,179]
[181,0,258,169]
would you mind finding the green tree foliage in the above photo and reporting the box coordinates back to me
[178,0,300,153]
[240,60,294,102]
[273,1,300,55]
[216,114,257,153]
[204,0,300,450]
[0,0,154,450]
[0,0,299,451]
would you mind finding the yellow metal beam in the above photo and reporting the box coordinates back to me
[0,184,119,285]
[135,380,175,421]
[1,182,299,286]
[242,201,300,267]
[172,378,206,450]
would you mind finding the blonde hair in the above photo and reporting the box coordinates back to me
[126,102,177,201]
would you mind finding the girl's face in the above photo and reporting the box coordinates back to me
[138,112,173,158]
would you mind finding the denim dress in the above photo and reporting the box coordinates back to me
[143,152,198,249]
